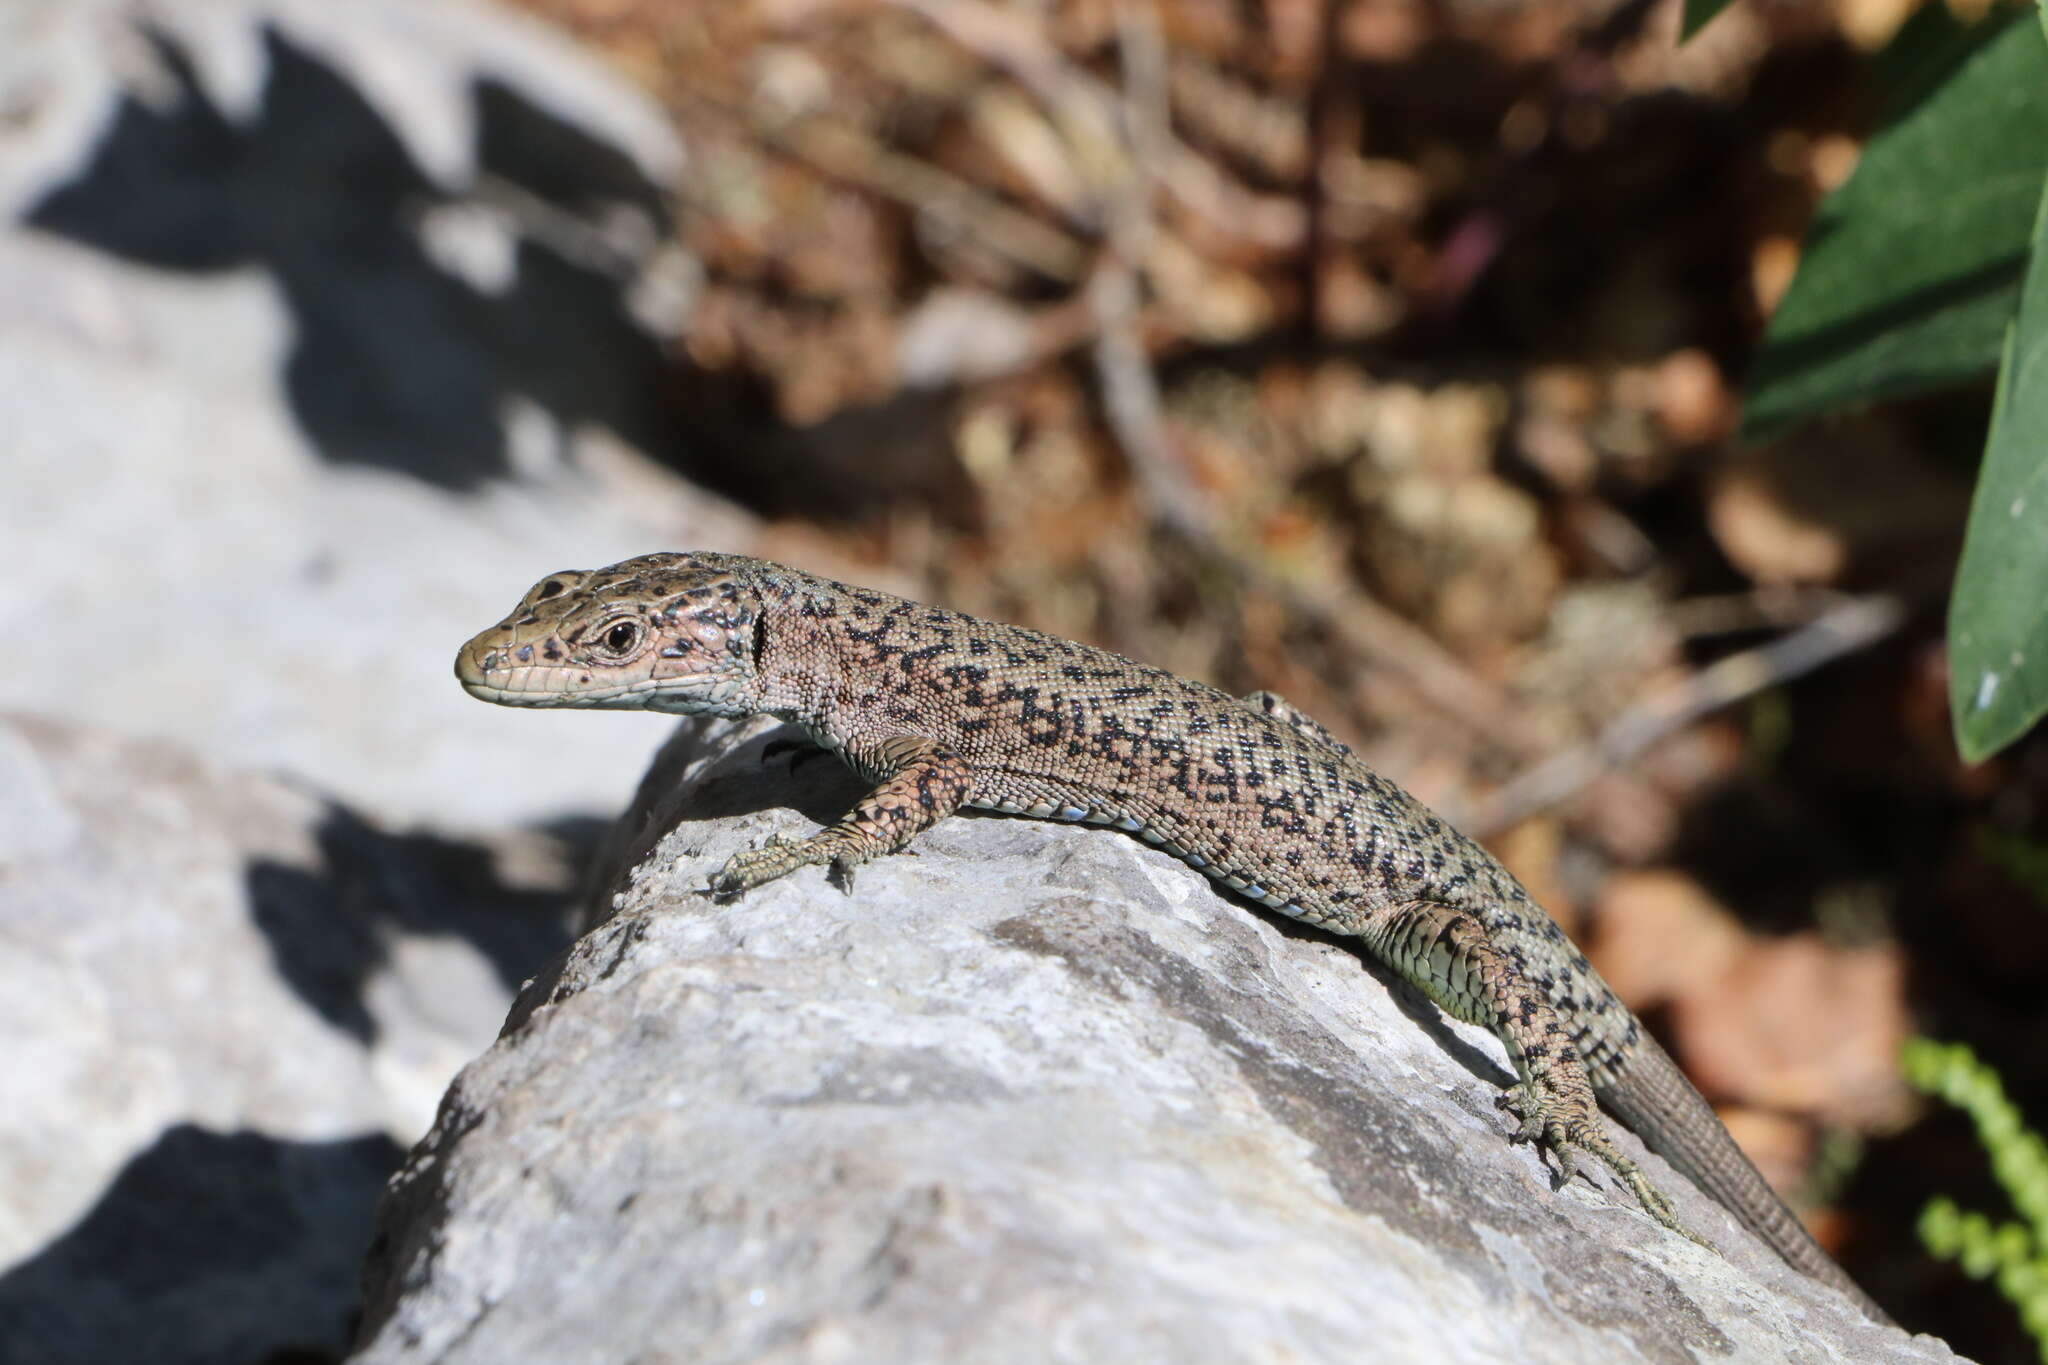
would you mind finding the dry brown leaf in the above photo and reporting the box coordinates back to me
[1708,427,1968,587]
[1339,0,1426,61]
[1588,868,1749,1013]
[1707,463,1850,586]
[1716,1105,1819,1206]
[1651,348,1735,447]
[1674,933,1911,1128]
[1751,234,1801,318]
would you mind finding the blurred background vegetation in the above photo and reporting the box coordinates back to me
[488,0,2043,1352]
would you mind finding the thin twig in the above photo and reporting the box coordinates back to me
[1465,592,1908,836]
[891,0,1304,254]
[1090,3,1538,755]
[1088,3,1214,542]
[1267,571,1556,759]
[1667,586,1865,639]
[679,90,1092,282]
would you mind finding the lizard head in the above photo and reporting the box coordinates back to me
[455,552,767,717]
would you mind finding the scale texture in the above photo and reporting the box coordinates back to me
[454,550,1886,1322]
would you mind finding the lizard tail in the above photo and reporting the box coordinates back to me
[1597,1033,1894,1326]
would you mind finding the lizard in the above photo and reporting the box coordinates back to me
[455,549,1890,1324]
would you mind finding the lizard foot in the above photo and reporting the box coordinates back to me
[708,831,877,901]
[1497,1082,1708,1249]
[708,832,823,900]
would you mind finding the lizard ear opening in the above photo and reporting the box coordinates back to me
[751,609,768,661]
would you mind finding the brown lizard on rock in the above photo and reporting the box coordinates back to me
[455,550,1889,1323]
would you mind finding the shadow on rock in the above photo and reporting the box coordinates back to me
[24,17,976,526]
[26,24,679,490]
[244,805,603,1045]
[0,1123,404,1365]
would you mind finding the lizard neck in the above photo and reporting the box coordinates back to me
[750,575,848,729]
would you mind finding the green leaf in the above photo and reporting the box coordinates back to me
[1950,120,2048,760]
[1681,0,1734,41]
[1742,8,2048,440]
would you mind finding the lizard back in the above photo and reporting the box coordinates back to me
[732,561,1648,1084]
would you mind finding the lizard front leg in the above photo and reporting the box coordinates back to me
[1372,900,1702,1245]
[711,734,971,897]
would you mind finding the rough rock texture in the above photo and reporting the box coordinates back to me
[0,714,581,1364]
[0,0,752,827]
[353,719,1962,1364]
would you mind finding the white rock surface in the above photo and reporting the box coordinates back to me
[0,712,582,1363]
[352,719,1963,1364]
[0,0,751,828]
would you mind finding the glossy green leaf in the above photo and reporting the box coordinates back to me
[1743,8,2048,439]
[1681,0,1733,41]
[1950,78,2048,761]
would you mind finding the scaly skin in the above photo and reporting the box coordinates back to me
[455,551,1889,1322]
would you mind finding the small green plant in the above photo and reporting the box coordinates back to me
[1902,1037,2048,1354]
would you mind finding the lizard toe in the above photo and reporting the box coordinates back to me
[711,834,823,897]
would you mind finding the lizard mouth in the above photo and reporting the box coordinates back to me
[454,634,646,707]
[456,668,665,708]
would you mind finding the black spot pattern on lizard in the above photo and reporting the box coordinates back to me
[452,551,1900,1323]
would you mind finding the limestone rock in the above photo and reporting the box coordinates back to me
[0,714,581,1364]
[353,719,1959,1364]
[0,0,751,828]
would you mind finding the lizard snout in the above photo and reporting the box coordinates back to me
[454,628,520,695]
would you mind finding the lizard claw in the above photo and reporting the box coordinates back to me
[705,831,813,901]
[1497,1080,1709,1247]
[1498,1089,1575,1188]
[1549,1144,1579,1192]
[1496,1089,1545,1145]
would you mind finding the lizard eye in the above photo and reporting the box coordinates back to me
[596,620,644,657]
